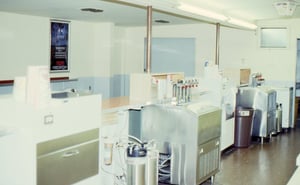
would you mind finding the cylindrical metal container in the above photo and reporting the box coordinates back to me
[146,149,158,185]
[127,145,147,185]
[276,103,283,133]
[234,107,254,147]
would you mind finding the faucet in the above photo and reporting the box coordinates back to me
[70,88,77,93]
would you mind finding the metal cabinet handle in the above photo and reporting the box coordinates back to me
[62,150,80,158]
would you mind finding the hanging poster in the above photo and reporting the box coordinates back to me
[50,20,69,72]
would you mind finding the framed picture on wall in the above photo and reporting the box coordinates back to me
[50,20,70,72]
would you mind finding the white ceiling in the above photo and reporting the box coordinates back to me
[0,0,300,26]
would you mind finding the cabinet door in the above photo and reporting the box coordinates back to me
[37,140,99,185]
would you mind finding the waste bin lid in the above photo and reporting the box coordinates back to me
[236,107,254,117]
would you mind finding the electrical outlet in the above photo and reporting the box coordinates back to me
[44,114,54,125]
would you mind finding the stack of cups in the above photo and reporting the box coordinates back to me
[26,66,51,108]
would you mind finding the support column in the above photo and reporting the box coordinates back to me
[145,6,152,73]
[215,23,220,66]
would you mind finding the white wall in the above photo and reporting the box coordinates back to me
[122,23,256,78]
[0,12,49,79]
[69,22,114,78]
[151,24,217,77]
[219,26,257,70]
[255,19,299,82]
[122,24,217,76]
[2,11,300,97]
[111,26,127,76]
[0,12,113,80]
[122,26,147,74]
[92,23,114,78]
[121,21,300,85]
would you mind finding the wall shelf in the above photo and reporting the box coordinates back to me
[0,80,14,86]
[0,77,73,86]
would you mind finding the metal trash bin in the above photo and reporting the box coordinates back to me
[234,107,254,148]
[276,103,282,133]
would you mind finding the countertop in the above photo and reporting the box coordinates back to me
[102,96,147,113]
[102,96,130,110]
[0,94,102,143]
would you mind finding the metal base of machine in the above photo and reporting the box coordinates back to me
[210,175,215,185]
[221,145,236,156]
[282,128,291,133]
[251,136,272,144]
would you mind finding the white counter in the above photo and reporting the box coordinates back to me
[1,95,102,142]
[286,154,300,185]
[287,167,300,185]
[0,94,102,185]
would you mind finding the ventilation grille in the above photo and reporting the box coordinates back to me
[197,145,220,181]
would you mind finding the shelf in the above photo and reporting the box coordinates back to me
[50,77,78,83]
[0,77,73,86]
[0,80,14,86]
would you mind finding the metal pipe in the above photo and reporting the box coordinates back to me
[215,23,220,66]
[146,6,152,74]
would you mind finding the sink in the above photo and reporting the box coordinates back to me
[51,91,92,99]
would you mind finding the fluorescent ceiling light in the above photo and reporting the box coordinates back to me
[178,3,228,21]
[177,3,257,30]
[228,17,257,30]
[115,0,179,7]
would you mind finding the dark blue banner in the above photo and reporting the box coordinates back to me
[50,21,69,72]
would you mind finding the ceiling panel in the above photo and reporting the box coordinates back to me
[0,0,300,26]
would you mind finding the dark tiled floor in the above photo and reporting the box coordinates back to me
[201,126,300,185]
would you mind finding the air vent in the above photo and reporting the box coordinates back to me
[154,19,170,23]
[81,8,104,13]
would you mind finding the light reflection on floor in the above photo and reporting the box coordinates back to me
[201,128,300,185]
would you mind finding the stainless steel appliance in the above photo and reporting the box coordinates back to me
[236,87,277,142]
[273,87,294,129]
[140,103,221,185]
[250,73,265,87]
[276,103,283,133]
